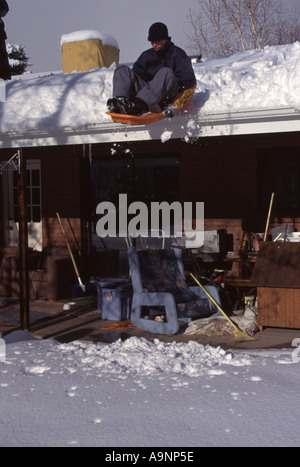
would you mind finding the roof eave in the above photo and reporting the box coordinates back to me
[0,106,299,149]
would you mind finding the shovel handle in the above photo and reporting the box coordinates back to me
[56,212,81,278]
[190,273,240,334]
[264,192,274,242]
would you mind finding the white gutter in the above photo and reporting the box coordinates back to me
[0,106,299,149]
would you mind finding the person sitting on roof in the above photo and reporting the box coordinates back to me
[0,0,11,81]
[107,22,196,116]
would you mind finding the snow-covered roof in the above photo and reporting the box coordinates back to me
[1,42,300,149]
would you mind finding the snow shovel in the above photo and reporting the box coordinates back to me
[190,273,256,342]
[56,212,86,293]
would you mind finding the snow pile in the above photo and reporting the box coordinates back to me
[195,42,300,114]
[60,30,119,49]
[1,68,114,131]
[57,336,252,378]
[1,330,300,447]
[1,42,300,135]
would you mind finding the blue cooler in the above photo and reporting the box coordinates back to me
[101,283,133,321]
[95,278,131,313]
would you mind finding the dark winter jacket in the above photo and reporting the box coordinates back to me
[0,0,8,40]
[132,40,196,92]
[0,0,8,18]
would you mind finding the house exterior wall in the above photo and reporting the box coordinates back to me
[0,145,85,252]
[180,131,300,250]
[180,136,256,250]
[2,131,300,300]
[1,130,300,255]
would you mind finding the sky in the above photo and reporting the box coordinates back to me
[4,0,198,73]
[3,0,299,74]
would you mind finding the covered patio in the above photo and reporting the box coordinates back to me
[1,295,300,350]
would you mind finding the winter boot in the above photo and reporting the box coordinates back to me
[107,96,148,116]
[130,98,148,115]
[107,97,127,114]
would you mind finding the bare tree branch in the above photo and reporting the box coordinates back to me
[185,0,300,57]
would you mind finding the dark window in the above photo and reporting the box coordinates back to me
[91,155,180,232]
[12,165,42,222]
[92,156,180,206]
[258,148,300,215]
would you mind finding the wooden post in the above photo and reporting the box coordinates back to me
[18,149,30,330]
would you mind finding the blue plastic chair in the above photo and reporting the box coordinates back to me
[128,246,220,334]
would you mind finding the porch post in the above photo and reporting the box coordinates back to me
[18,148,30,330]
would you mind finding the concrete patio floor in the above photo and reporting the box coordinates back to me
[1,296,300,351]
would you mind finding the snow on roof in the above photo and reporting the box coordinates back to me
[1,42,300,148]
[60,30,119,49]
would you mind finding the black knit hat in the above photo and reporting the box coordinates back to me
[148,22,169,42]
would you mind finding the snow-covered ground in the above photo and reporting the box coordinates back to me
[1,42,300,134]
[1,330,300,447]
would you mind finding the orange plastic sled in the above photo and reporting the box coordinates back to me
[107,86,196,125]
